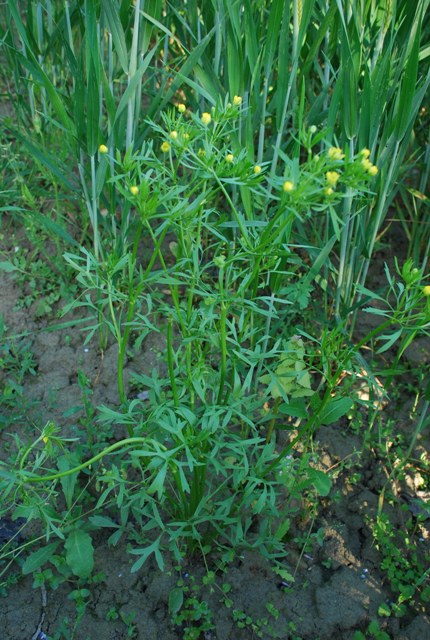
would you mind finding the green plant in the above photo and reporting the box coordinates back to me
[3,100,428,579]
[372,511,430,618]
[105,605,138,637]
[353,619,392,640]
[170,572,215,640]
[231,605,284,639]
[169,556,291,640]
[0,317,36,429]
[118,610,138,639]
[1,5,430,638]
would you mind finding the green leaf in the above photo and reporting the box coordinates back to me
[318,397,353,425]
[87,59,100,156]
[22,542,60,575]
[103,0,129,74]
[376,329,403,354]
[0,261,17,273]
[65,529,94,579]
[394,6,422,141]
[173,68,217,106]
[58,455,79,510]
[259,338,313,399]
[302,237,336,288]
[274,519,291,541]
[263,0,287,77]
[89,515,120,529]
[308,469,331,497]
[272,566,294,584]
[168,587,184,615]
[130,538,164,572]
[113,46,158,125]
[378,602,392,617]
[147,463,167,500]
[278,398,308,419]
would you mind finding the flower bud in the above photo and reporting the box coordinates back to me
[201,112,212,125]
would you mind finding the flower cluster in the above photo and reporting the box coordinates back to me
[327,147,345,161]
[359,149,378,176]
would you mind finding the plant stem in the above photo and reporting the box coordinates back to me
[266,396,282,443]
[167,316,179,407]
[21,438,165,483]
[217,301,228,405]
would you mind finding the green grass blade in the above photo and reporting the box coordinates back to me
[102,0,129,74]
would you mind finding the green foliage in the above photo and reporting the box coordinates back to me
[353,619,391,640]
[259,337,314,400]
[372,512,430,617]
[0,4,430,637]
[0,318,36,429]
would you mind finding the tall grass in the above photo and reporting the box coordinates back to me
[2,0,429,321]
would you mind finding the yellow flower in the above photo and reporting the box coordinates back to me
[326,171,340,186]
[233,95,242,106]
[361,158,372,171]
[283,180,294,192]
[99,144,108,154]
[169,130,178,140]
[368,165,378,176]
[161,141,171,153]
[42,436,49,444]
[177,103,186,113]
[201,112,212,125]
[254,165,262,174]
[359,148,371,158]
[423,286,430,297]
[324,187,334,196]
[184,133,190,140]
[130,185,139,196]
[327,147,345,161]
[226,153,234,163]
